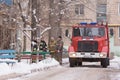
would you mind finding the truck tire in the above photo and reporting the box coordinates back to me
[78,62,82,66]
[101,58,109,68]
[69,58,76,67]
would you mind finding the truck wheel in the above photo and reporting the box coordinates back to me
[107,58,110,66]
[101,58,109,68]
[69,58,76,67]
[78,62,82,66]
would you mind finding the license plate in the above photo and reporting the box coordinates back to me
[84,53,92,57]
[76,53,81,57]
[84,55,92,58]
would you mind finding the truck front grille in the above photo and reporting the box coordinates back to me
[78,41,98,52]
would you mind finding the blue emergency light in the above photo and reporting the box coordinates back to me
[90,22,97,25]
[80,22,87,25]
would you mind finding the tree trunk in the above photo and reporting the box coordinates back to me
[31,0,37,40]
[49,0,63,41]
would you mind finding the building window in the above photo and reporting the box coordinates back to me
[75,4,84,15]
[109,28,114,37]
[97,4,106,22]
[118,3,120,15]
[119,27,120,38]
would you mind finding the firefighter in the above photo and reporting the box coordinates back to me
[39,37,47,52]
[56,36,64,65]
[49,37,56,58]
[31,40,38,63]
[31,40,38,51]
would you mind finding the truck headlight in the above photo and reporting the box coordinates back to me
[100,52,107,58]
[72,53,76,57]
[69,52,76,57]
[100,54,104,57]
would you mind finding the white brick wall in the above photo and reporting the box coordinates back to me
[107,0,120,24]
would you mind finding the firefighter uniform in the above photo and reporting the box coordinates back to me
[31,40,38,63]
[56,36,63,65]
[39,40,47,52]
[49,39,56,58]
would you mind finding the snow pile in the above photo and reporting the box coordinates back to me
[0,63,12,75]
[0,58,60,76]
[111,56,120,61]
[109,56,120,69]
[30,58,59,73]
[62,58,69,64]
[12,62,31,74]
[0,59,17,63]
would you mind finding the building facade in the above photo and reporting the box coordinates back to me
[107,0,120,55]
[61,0,106,48]
[62,0,120,55]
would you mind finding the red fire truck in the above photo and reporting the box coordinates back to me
[66,22,110,68]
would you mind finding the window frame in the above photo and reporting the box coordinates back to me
[97,4,107,22]
[75,4,84,15]
[109,28,114,37]
[118,3,120,15]
[118,27,120,38]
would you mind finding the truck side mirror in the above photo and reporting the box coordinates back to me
[65,29,69,37]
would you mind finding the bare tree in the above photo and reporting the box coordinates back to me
[49,0,65,41]
[0,3,17,49]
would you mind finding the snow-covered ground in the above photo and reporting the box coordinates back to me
[108,56,120,69]
[0,58,68,76]
[0,56,120,80]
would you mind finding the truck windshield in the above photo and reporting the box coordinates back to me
[73,27,105,37]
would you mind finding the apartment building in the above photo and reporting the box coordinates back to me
[62,0,106,47]
[62,0,120,55]
[107,0,120,55]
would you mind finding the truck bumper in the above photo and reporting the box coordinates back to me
[69,52,107,58]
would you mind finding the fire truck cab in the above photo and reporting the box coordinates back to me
[66,22,110,68]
